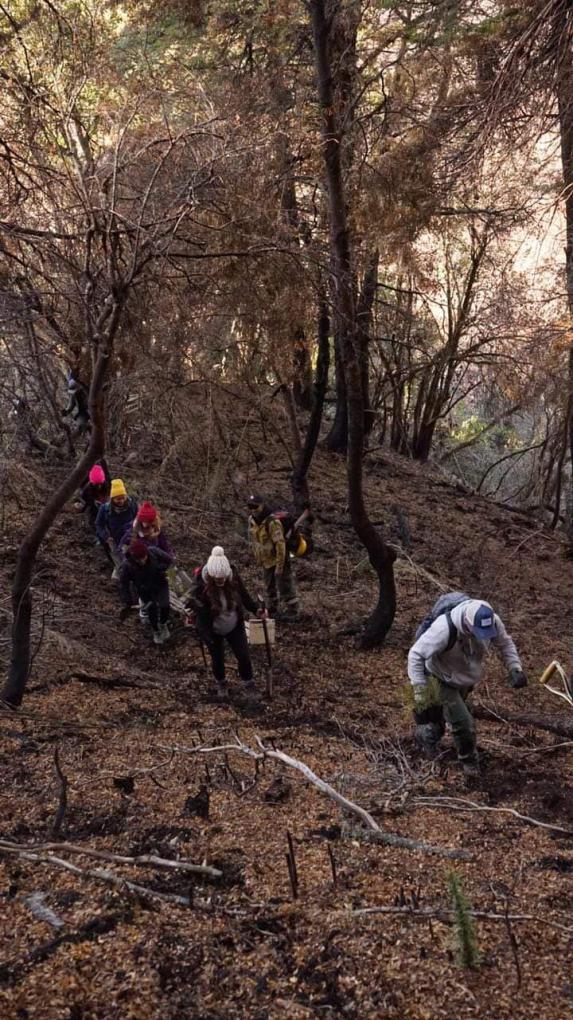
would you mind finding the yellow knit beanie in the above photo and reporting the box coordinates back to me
[110,478,127,500]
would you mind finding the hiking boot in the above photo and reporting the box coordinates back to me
[215,681,230,703]
[153,623,170,646]
[241,684,263,714]
[415,720,443,760]
[278,608,300,623]
[461,760,481,785]
[243,683,261,705]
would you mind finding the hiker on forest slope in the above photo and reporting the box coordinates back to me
[76,464,111,530]
[408,592,527,779]
[95,479,138,578]
[247,494,299,621]
[119,501,174,560]
[119,501,175,625]
[190,546,265,702]
[119,540,172,645]
[61,371,90,434]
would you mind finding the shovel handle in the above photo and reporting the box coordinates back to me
[539,661,560,687]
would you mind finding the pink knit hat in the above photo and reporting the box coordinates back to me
[89,465,105,485]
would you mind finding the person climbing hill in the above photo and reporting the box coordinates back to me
[408,593,527,779]
[76,464,111,531]
[119,501,174,560]
[119,540,172,645]
[61,371,90,435]
[190,546,265,702]
[246,494,299,621]
[95,479,138,578]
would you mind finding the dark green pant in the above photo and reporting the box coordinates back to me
[438,683,477,764]
[263,556,299,616]
[423,680,477,764]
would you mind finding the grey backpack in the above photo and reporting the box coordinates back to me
[415,591,470,652]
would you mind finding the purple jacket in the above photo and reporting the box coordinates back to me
[119,521,174,562]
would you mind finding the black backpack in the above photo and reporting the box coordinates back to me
[415,591,470,652]
[272,510,313,558]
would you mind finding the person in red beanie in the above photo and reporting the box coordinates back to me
[119,501,174,560]
[118,540,172,645]
[119,502,173,624]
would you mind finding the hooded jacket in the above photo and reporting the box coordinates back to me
[95,496,138,547]
[190,566,258,642]
[408,601,522,692]
[118,547,171,605]
[249,511,286,572]
[119,518,174,560]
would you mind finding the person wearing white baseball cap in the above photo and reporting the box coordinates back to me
[408,593,527,778]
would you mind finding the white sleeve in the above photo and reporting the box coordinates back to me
[408,617,452,688]
[492,615,521,671]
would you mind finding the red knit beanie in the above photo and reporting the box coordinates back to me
[138,502,157,525]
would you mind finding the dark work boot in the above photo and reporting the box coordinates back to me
[215,680,230,703]
[461,755,481,786]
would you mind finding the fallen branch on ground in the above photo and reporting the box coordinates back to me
[1,849,191,906]
[413,796,573,836]
[0,840,222,879]
[474,705,573,739]
[52,747,68,837]
[352,904,573,934]
[159,736,471,860]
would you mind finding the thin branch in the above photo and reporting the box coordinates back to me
[414,796,573,836]
[160,738,471,860]
[0,839,222,878]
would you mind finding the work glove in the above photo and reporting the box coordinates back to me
[119,605,133,623]
[509,667,527,689]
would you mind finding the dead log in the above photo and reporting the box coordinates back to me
[474,706,573,739]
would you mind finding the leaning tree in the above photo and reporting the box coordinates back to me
[0,4,231,704]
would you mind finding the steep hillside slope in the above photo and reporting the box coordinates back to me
[2,447,573,1020]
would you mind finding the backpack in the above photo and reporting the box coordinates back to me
[272,510,313,558]
[415,591,470,652]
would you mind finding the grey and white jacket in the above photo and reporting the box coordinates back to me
[408,601,521,693]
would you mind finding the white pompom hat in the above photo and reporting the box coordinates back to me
[206,546,232,580]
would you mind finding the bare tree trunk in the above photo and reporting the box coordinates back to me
[3,317,117,707]
[310,0,396,647]
[558,53,573,543]
[293,327,314,411]
[357,249,379,436]
[325,330,348,452]
[292,298,330,511]
[279,382,303,455]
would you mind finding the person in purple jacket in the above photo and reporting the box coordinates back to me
[119,502,174,623]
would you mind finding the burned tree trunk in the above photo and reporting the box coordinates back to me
[3,329,116,707]
[325,332,348,452]
[558,49,573,544]
[293,327,314,412]
[357,250,379,437]
[310,0,396,647]
[292,298,330,512]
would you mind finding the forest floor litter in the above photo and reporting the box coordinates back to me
[2,448,573,1019]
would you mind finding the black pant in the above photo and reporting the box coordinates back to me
[208,623,253,685]
[141,583,170,632]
